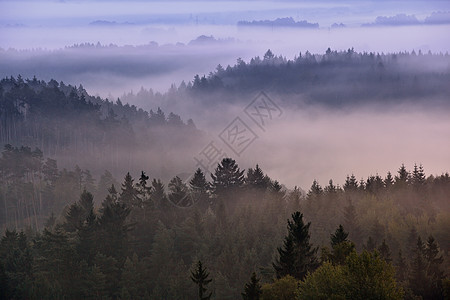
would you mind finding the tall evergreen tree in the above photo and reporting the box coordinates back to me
[120,172,139,208]
[273,211,319,280]
[189,168,209,205]
[327,225,355,265]
[395,164,409,186]
[246,164,269,190]
[168,176,189,206]
[384,171,394,189]
[211,158,244,199]
[242,272,262,300]
[343,174,358,192]
[191,260,212,300]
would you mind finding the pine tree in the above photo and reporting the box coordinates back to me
[331,225,348,246]
[273,211,319,280]
[343,174,358,192]
[190,168,210,205]
[242,272,262,300]
[307,180,323,200]
[328,225,355,265]
[246,164,269,190]
[120,172,139,208]
[412,163,426,186]
[211,158,244,199]
[384,171,394,189]
[190,260,212,300]
[395,164,409,187]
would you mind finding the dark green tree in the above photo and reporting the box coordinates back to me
[246,164,269,190]
[191,260,212,300]
[189,168,209,206]
[242,272,262,300]
[395,164,409,186]
[120,172,139,208]
[211,158,244,199]
[273,211,319,280]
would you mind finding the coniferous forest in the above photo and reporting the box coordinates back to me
[2,1,450,299]
[1,147,449,298]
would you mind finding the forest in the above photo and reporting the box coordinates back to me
[120,49,450,109]
[1,150,449,299]
[0,76,203,179]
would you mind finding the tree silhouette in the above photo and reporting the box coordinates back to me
[191,260,212,300]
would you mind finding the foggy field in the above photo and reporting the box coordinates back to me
[1,1,449,299]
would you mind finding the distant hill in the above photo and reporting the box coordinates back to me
[0,76,204,178]
[127,48,450,107]
[238,17,319,28]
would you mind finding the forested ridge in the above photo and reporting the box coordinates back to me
[1,154,449,299]
[0,76,202,178]
[121,49,450,107]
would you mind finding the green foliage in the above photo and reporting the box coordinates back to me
[261,275,299,300]
[301,250,404,299]
[300,251,403,299]
[273,211,318,280]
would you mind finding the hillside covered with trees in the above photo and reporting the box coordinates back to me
[0,76,203,178]
[1,155,449,299]
[121,49,450,109]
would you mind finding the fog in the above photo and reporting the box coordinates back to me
[1,0,450,190]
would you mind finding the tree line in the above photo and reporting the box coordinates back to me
[121,48,450,108]
[0,77,202,178]
[1,156,449,299]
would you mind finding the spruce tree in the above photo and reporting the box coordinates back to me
[242,272,262,300]
[395,164,409,187]
[328,225,354,265]
[191,260,212,300]
[190,168,210,204]
[211,158,244,199]
[343,174,358,192]
[331,225,348,246]
[246,164,269,190]
[120,172,139,208]
[273,211,318,280]
[384,171,394,189]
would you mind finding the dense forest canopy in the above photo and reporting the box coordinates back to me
[0,156,449,299]
[121,49,450,109]
[0,76,204,179]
